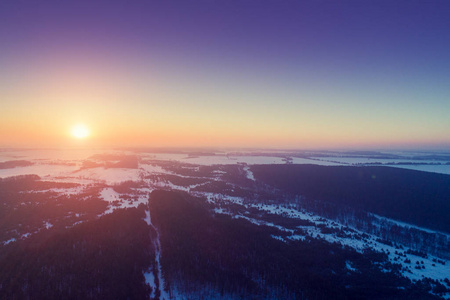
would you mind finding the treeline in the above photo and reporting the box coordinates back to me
[0,175,79,193]
[251,165,450,233]
[0,207,154,300]
[149,190,439,299]
[281,195,450,259]
[0,160,33,169]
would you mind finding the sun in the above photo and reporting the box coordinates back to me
[71,124,90,139]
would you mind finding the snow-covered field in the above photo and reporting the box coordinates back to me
[389,164,450,175]
[310,157,445,165]
[0,163,79,178]
[1,149,449,177]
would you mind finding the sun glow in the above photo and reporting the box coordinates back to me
[71,124,90,139]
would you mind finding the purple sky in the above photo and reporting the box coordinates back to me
[1,0,449,149]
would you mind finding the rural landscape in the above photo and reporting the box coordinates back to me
[0,149,449,299]
[1,0,449,298]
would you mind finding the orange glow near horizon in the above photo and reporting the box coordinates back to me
[0,116,448,150]
[0,48,449,151]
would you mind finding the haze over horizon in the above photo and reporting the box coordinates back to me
[1,0,449,150]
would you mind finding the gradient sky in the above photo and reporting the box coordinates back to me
[1,0,449,150]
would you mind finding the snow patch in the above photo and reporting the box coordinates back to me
[271,235,287,243]
[139,164,174,175]
[144,210,151,226]
[346,261,356,272]
[3,238,16,245]
[144,271,156,298]
[100,188,121,202]
[243,166,255,181]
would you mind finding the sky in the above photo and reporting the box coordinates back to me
[0,0,449,150]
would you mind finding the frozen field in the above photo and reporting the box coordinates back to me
[1,149,449,177]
